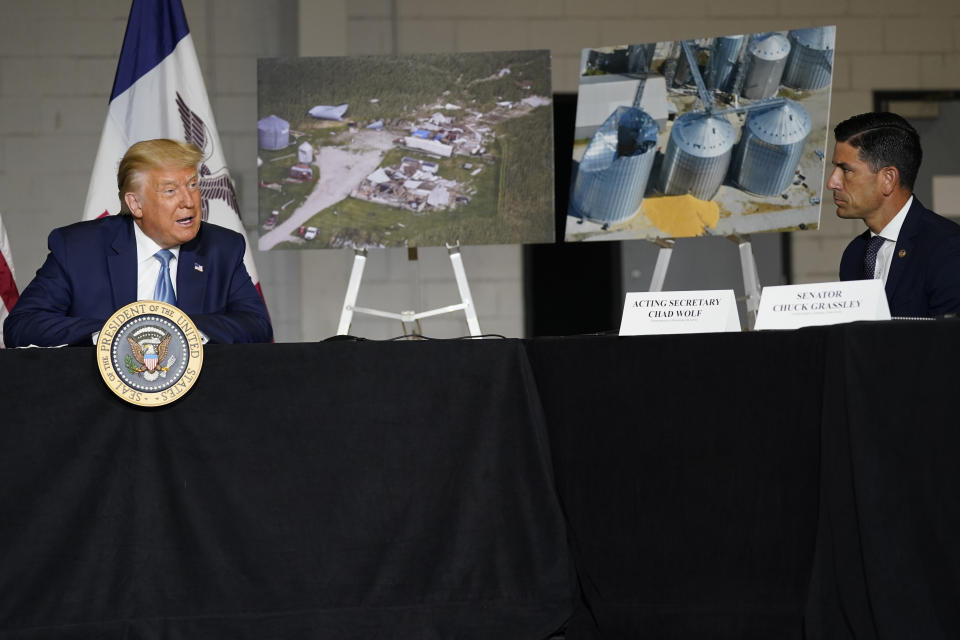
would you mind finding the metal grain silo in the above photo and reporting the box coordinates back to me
[783,26,835,91]
[706,35,744,92]
[741,33,790,100]
[658,112,736,201]
[298,141,314,163]
[570,106,659,225]
[732,100,811,196]
[257,114,289,150]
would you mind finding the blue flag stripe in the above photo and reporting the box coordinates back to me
[110,0,190,101]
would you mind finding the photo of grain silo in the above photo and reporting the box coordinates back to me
[257,50,555,250]
[566,26,834,242]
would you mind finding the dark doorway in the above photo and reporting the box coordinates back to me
[523,93,623,337]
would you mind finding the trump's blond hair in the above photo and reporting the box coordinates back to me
[117,139,202,214]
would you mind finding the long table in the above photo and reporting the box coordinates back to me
[527,329,824,639]
[0,340,572,639]
[2,323,958,638]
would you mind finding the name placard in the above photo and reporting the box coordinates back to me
[754,279,890,330]
[620,290,740,335]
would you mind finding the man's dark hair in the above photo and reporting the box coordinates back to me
[834,112,922,191]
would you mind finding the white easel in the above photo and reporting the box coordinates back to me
[337,243,482,337]
[647,235,762,329]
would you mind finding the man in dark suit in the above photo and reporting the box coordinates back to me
[832,112,960,317]
[3,139,272,347]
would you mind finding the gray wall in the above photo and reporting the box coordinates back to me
[910,99,960,214]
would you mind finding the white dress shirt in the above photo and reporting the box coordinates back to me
[133,222,180,301]
[868,196,912,283]
[90,222,196,345]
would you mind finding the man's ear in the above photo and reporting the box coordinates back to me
[124,192,142,218]
[880,166,900,196]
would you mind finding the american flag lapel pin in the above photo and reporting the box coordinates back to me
[194,263,204,272]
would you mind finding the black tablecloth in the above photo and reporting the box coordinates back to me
[806,322,960,640]
[527,331,824,639]
[0,340,572,639]
[2,324,959,639]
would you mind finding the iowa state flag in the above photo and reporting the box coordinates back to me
[83,0,261,290]
[0,214,19,348]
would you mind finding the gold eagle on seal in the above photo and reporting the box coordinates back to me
[127,334,173,382]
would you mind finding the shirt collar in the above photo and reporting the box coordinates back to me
[872,195,912,242]
[133,220,180,265]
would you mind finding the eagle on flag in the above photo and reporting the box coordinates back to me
[175,92,241,222]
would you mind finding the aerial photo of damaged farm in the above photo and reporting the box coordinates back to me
[257,50,555,250]
[567,27,834,242]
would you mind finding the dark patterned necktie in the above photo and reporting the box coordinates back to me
[862,235,885,279]
[153,249,177,305]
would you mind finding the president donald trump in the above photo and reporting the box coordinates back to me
[3,139,272,347]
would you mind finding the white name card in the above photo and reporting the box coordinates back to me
[620,290,740,335]
[754,279,890,330]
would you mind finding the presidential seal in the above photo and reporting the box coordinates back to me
[96,301,204,407]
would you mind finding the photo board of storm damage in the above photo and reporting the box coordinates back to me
[567,27,834,242]
[257,50,555,250]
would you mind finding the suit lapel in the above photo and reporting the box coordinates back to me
[107,217,138,308]
[886,199,921,302]
[841,231,870,280]
[177,224,208,313]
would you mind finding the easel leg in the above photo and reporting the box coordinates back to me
[649,238,675,292]
[337,248,368,335]
[734,235,762,330]
[448,246,481,337]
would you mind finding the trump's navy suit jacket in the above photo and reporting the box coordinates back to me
[839,198,960,317]
[3,215,272,347]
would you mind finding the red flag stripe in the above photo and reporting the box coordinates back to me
[0,252,17,312]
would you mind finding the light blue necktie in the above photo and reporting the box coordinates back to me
[153,249,177,305]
